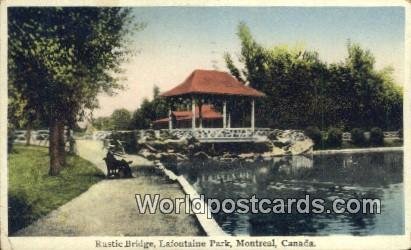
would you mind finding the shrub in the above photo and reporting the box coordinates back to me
[370,127,384,146]
[398,128,403,139]
[351,128,366,146]
[109,130,139,153]
[304,126,322,146]
[326,127,343,148]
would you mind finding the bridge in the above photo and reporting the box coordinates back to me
[147,128,272,143]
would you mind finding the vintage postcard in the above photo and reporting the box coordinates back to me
[0,0,410,249]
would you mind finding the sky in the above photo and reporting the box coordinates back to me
[94,7,405,117]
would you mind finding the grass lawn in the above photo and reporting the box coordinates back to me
[8,144,105,234]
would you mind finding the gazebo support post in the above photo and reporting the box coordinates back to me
[198,100,203,128]
[168,107,172,131]
[191,97,196,130]
[251,99,255,131]
[223,100,227,128]
[228,112,231,128]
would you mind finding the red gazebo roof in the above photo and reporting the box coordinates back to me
[153,104,222,124]
[160,69,265,97]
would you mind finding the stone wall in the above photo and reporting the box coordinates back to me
[136,129,313,164]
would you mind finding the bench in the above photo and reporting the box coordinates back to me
[103,151,133,178]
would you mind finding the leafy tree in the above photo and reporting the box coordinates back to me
[110,109,132,130]
[8,83,28,130]
[226,23,329,128]
[8,7,143,175]
[153,85,161,98]
[131,86,168,129]
[326,43,403,130]
[8,80,48,147]
[131,99,150,129]
[92,117,113,130]
[225,23,403,131]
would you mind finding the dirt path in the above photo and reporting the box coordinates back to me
[16,140,203,236]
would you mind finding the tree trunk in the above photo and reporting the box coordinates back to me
[49,119,62,176]
[25,123,31,146]
[57,120,66,167]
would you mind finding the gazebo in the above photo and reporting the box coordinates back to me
[160,69,265,142]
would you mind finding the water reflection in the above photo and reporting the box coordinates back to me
[175,152,403,236]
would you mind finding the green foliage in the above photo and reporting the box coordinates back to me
[131,99,152,129]
[351,128,366,146]
[304,126,322,146]
[110,108,132,130]
[92,86,167,131]
[225,23,403,130]
[370,127,384,146]
[8,7,143,174]
[109,131,140,153]
[153,85,161,99]
[92,108,133,130]
[92,116,113,130]
[131,86,169,129]
[8,84,27,129]
[8,145,104,233]
[8,7,143,128]
[224,53,244,82]
[326,127,343,148]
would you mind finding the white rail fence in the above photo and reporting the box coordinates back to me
[342,131,400,141]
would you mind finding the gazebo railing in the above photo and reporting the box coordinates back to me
[194,128,255,139]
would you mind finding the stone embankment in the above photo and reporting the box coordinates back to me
[136,129,314,164]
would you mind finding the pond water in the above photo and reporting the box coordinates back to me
[174,151,403,236]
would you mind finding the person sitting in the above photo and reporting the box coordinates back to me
[104,150,132,178]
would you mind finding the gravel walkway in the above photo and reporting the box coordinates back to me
[15,140,203,236]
